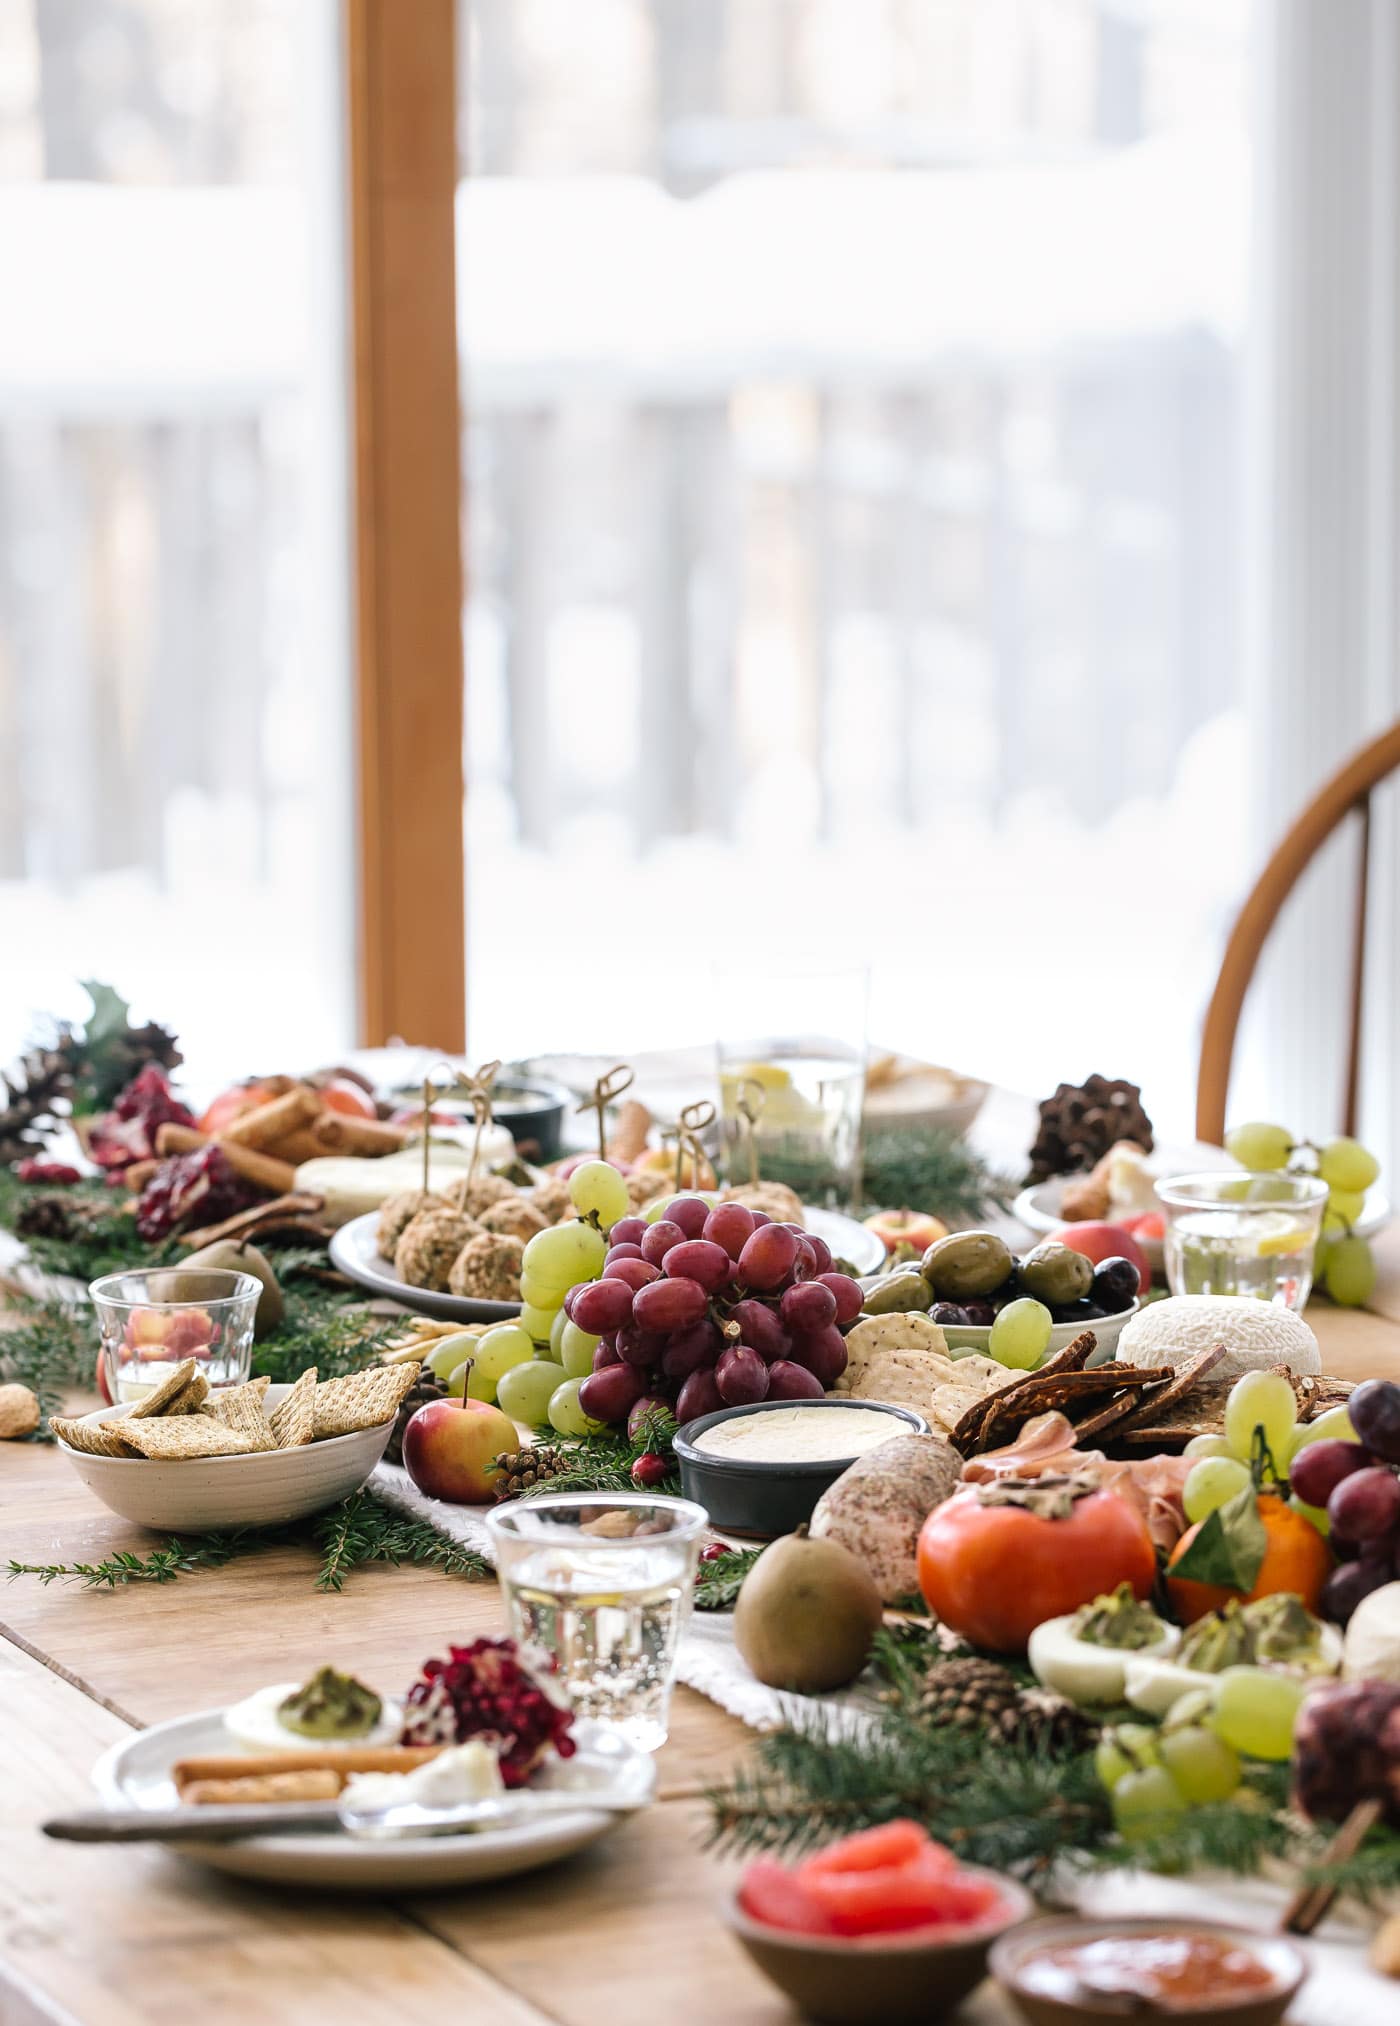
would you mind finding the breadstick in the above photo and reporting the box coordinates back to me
[310,1112,408,1156]
[606,1098,651,1165]
[270,1127,325,1166]
[222,1084,321,1151]
[173,1744,441,1789]
[156,1122,209,1157]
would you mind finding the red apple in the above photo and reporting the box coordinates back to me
[94,1347,114,1407]
[1052,1221,1153,1291]
[125,1307,174,1350]
[165,1310,216,1357]
[402,1396,517,1504]
[862,1207,949,1256]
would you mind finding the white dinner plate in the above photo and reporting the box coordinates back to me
[329,1203,885,1321]
[90,1711,654,1892]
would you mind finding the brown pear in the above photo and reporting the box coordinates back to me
[732,1525,883,1693]
[178,1238,284,1338]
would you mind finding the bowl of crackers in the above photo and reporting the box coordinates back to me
[50,1359,419,1532]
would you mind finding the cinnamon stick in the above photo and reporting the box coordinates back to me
[309,1112,409,1156]
[153,1122,296,1197]
[179,1192,326,1250]
[269,1128,325,1167]
[1281,1798,1382,1935]
[221,1084,321,1151]
[123,1159,160,1192]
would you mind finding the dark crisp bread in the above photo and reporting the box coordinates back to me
[969,1365,1173,1455]
[1110,1342,1230,1435]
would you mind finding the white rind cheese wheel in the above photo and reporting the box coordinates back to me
[1115,1294,1321,1380]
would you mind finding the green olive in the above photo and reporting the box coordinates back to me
[1017,1241,1094,1306]
[920,1230,1015,1301]
[861,1269,934,1316]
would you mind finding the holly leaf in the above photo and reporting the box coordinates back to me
[79,980,131,1049]
[1170,1483,1268,1593]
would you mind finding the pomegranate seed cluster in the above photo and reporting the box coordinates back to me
[399,1637,576,1786]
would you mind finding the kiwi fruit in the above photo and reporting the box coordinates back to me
[733,1526,882,1693]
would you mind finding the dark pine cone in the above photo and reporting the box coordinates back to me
[493,1446,567,1500]
[1002,1686,1099,1756]
[384,1370,449,1466]
[1027,1075,1154,1183]
[0,1039,80,1167]
[914,1656,1023,1734]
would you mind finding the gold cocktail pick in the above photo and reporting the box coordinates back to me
[735,1077,766,1187]
[419,1062,461,1197]
[575,1063,634,1161]
[462,1060,502,1190]
[677,1098,716,1192]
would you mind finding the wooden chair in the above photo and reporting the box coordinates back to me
[1196,719,1400,1145]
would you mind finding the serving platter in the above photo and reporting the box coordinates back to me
[329,1203,885,1322]
[90,1712,654,1892]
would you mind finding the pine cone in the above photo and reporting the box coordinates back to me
[914,1656,1022,1734]
[998,1686,1098,1757]
[1026,1075,1154,1183]
[384,1370,449,1466]
[0,1040,81,1167]
[493,1445,567,1500]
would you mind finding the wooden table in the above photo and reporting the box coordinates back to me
[5,1260,1400,2025]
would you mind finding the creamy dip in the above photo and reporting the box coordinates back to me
[694,1406,906,1463]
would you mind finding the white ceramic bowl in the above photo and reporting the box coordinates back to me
[940,1299,1140,1369]
[52,1383,394,1533]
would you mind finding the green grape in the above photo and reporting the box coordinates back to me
[519,1299,561,1344]
[523,1221,607,1296]
[547,1376,605,1437]
[465,1359,499,1403]
[1159,1725,1241,1805]
[1323,1234,1376,1308]
[1211,1666,1305,1761]
[567,1159,630,1231]
[1292,1404,1358,1452]
[1288,1493,1329,1537]
[519,1270,563,1310]
[472,1323,535,1387]
[1183,1456,1252,1525]
[1183,1433,1234,1460]
[496,1358,569,1426]
[643,1190,719,1224]
[1217,1177,1253,1202]
[1223,1369,1296,1467]
[1094,1725,1159,1793]
[1111,1765,1188,1841]
[426,1331,483,1381]
[1224,1122,1293,1171]
[549,1307,570,1359]
[1318,1136,1380,1194]
[988,1297,1053,1370]
[1325,1186,1366,1227]
[445,1358,473,1399]
[560,1319,600,1379]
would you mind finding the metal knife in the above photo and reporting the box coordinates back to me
[45,1788,644,1845]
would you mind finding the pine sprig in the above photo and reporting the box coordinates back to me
[7,1535,255,1588]
[511,1419,681,1498]
[693,1546,763,1610]
[0,1297,97,1434]
[310,1490,491,1592]
[252,1292,400,1386]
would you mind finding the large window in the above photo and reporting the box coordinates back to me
[459,0,1253,1134]
[0,0,353,1083]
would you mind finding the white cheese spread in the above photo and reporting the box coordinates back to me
[693,1405,906,1463]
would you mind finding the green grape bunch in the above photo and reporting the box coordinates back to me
[1223,1121,1380,1307]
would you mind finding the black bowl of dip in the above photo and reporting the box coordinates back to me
[673,1398,929,1537]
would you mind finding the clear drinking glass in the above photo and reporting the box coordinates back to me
[486,1492,708,1751]
[1157,1173,1329,1309]
[89,1268,260,1405]
[716,965,869,1210]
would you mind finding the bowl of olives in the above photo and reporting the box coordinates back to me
[859,1231,1140,1370]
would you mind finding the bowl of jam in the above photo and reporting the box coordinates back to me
[991,1917,1306,2026]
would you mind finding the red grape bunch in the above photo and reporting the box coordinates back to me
[569,1195,864,1429]
[1292,1379,1400,1624]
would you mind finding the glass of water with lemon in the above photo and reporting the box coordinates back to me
[1157,1172,1328,1309]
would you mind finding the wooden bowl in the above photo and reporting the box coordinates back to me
[990,1916,1307,2026]
[722,1871,1034,2024]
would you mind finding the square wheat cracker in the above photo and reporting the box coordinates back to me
[270,1367,317,1448]
[124,1358,199,1419]
[50,1415,140,1458]
[203,1384,279,1452]
[109,1415,257,1460]
[312,1362,419,1439]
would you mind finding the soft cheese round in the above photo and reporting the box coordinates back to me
[1115,1294,1320,1379]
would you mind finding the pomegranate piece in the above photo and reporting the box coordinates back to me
[87,1064,195,1172]
[134,1146,260,1240]
[399,1637,575,1788]
[14,1159,81,1185]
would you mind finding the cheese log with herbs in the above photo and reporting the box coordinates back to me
[808,1432,963,1601]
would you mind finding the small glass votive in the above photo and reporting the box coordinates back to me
[486,1492,708,1752]
[89,1267,260,1406]
[1157,1173,1329,1310]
